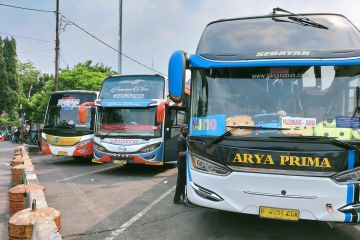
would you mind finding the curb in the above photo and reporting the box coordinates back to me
[8,145,62,240]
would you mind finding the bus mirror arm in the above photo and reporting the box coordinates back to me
[78,102,96,124]
[156,101,169,124]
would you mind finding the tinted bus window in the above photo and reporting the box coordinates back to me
[197,15,360,54]
[100,75,165,99]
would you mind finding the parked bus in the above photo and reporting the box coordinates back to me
[84,75,187,165]
[168,9,360,223]
[41,90,98,158]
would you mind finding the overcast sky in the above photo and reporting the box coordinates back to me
[0,0,359,76]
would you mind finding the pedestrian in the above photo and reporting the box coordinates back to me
[173,123,188,204]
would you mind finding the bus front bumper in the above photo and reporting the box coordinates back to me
[41,142,93,157]
[93,149,163,165]
[187,169,359,223]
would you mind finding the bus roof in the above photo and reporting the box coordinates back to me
[51,90,98,95]
[208,13,350,26]
[196,13,360,61]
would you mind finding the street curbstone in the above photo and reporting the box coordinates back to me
[7,145,62,239]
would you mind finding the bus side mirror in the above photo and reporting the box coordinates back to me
[168,50,188,103]
[78,102,95,124]
[156,101,167,124]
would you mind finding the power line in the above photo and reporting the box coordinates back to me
[18,48,53,53]
[61,15,166,76]
[0,32,53,43]
[0,2,166,76]
[59,49,69,66]
[0,3,55,13]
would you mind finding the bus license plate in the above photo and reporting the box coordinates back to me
[58,150,68,156]
[113,160,127,165]
[259,206,299,221]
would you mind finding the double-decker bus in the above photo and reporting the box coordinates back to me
[41,90,98,158]
[168,9,360,222]
[86,75,187,165]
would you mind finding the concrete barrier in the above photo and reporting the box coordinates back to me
[8,145,62,239]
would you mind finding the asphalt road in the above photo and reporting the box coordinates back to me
[2,141,360,240]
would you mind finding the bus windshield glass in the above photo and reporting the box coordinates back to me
[191,65,360,140]
[100,75,165,99]
[97,107,161,137]
[197,15,360,55]
[44,92,96,132]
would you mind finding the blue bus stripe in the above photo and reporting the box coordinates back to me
[347,184,354,204]
[348,150,355,169]
[186,151,192,182]
[345,213,352,223]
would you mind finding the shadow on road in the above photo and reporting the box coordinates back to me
[96,164,176,178]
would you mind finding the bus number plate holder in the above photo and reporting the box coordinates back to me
[112,154,128,165]
[58,150,68,156]
[259,206,299,221]
[113,160,127,165]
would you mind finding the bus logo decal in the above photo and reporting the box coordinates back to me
[232,153,332,169]
[190,115,226,136]
[256,51,311,57]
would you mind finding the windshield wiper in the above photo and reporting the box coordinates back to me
[211,125,290,145]
[272,7,328,30]
[98,132,113,140]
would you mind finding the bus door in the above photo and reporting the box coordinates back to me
[164,106,187,163]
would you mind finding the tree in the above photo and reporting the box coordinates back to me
[17,62,52,122]
[0,37,11,115]
[18,62,49,100]
[58,60,115,91]
[27,60,115,123]
[3,37,21,119]
[27,90,51,123]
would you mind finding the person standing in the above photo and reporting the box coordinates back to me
[173,124,188,204]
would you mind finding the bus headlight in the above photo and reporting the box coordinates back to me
[332,167,360,184]
[190,154,231,176]
[94,143,106,152]
[75,139,92,147]
[139,143,161,153]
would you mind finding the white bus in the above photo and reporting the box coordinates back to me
[168,10,360,223]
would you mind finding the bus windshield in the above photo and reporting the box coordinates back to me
[100,75,165,100]
[197,15,360,55]
[44,92,96,132]
[191,65,360,140]
[97,107,161,137]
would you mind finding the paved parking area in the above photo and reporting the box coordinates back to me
[1,142,360,240]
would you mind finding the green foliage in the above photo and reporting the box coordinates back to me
[18,61,41,99]
[15,61,53,125]
[3,37,21,119]
[0,37,11,115]
[28,90,51,123]
[0,115,16,127]
[58,60,115,91]
[27,60,115,123]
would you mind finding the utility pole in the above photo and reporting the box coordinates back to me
[55,0,60,91]
[118,0,122,75]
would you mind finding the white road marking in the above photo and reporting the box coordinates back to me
[55,165,118,182]
[105,185,176,240]
[327,222,334,229]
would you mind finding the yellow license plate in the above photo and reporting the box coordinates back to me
[113,160,127,165]
[58,150,68,156]
[259,206,299,221]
